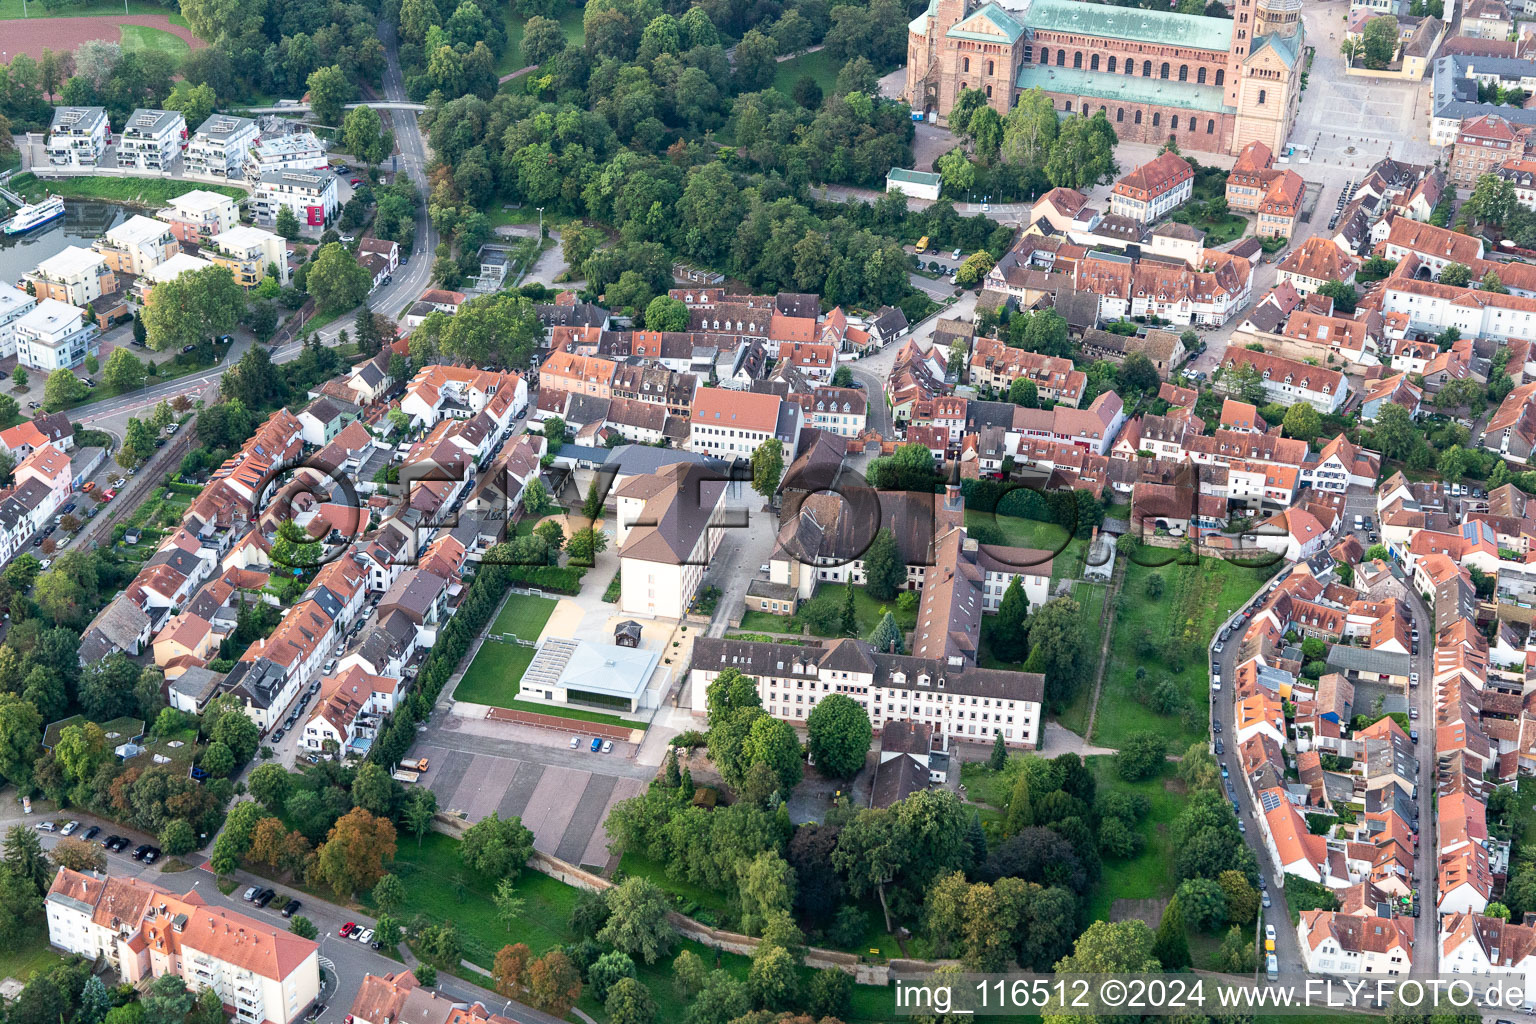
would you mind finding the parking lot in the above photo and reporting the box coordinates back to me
[415,711,653,871]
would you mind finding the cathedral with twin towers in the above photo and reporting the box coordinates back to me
[904,0,1304,156]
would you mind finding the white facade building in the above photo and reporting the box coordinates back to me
[46,106,109,168]
[116,109,186,172]
[15,298,96,371]
[185,114,260,179]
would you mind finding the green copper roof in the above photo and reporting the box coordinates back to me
[1024,0,1235,53]
[1015,65,1236,114]
[947,3,1026,43]
[1250,31,1301,69]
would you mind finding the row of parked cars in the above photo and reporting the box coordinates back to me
[570,735,614,753]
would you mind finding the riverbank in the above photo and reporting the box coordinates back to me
[8,173,245,207]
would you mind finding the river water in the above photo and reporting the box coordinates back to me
[0,200,128,288]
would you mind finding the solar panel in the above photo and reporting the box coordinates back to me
[1258,790,1282,813]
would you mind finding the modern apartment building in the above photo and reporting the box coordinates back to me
[185,114,259,178]
[207,225,290,287]
[158,190,242,245]
[46,868,321,1024]
[252,170,338,229]
[116,109,187,172]
[15,298,97,371]
[46,106,109,167]
[94,215,180,277]
[26,246,115,306]
[0,284,37,360]
[247,131,328,176]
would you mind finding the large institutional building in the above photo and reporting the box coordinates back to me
[904,0,1304,156]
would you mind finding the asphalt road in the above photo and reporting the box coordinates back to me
[11,799,571,1024]
[1211,517,1433,979]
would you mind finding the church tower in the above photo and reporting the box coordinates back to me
[1255,0,1302,39]
[1225,0,1255,109]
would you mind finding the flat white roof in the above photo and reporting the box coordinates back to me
[555,639,661,700]
[18,298,87,332]
[104,215,171,249]
[143,252,214,284]
[164,190,236,215]
[211,224,280,251]
[0,283,33,317]
[35,245,104,280]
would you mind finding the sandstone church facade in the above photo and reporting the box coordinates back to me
[904,0,1304,157]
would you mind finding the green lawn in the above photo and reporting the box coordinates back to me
[8,172,245,207]
[0,924,66,982]
[1093,557,1269,752]
[451,593,557,707]
[1052,582,1106,736]
[618,850,732,920]
[118,24,190,62]
[964,508,1088,584]
[1083,755,1185,924]
[1169,209,1249,246]
[490,591,557,639]
[0,0,189,20]
[500,5,586,75]
[738,584,915,640]
[772,49,841,101]
[385,832,897,1024]
[453,642,539,707]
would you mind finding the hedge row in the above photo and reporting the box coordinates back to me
[368,562,517,768]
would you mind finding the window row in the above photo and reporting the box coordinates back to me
[1035,48,1225,86]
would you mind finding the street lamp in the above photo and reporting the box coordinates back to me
[536,207,544,239]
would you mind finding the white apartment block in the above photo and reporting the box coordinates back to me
[208,225,291,287]
[247,131,328,176]
[47,868,321,1024]
[157,190,242,246]
[16,298,97,371]
[0,284,38,360]
[116,109,186,172]
[46,106,108,168]
[252,170,338,229]
[690,635,1046,746]
[185,114,259,179]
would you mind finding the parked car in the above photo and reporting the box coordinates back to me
[590,737,602,752]
[568,736,579,749]
[282,900,301,919]
[132,844,151,860]
[82,826,100,841]
[100,833,119,848]
[60,821,78,835]
[1214,740,1224,755]
[35,821,55,832]
[1262,892,1271,908]
[142,848,160,865]
[602,740,613,753]
[110,836,129,852]
[81,481,95,493]
[253,888,275,907]
[356,928,374,943]
[340,922,356,938]
[244,886,260,901]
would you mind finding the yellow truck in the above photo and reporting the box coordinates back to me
[915,235,930,254]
